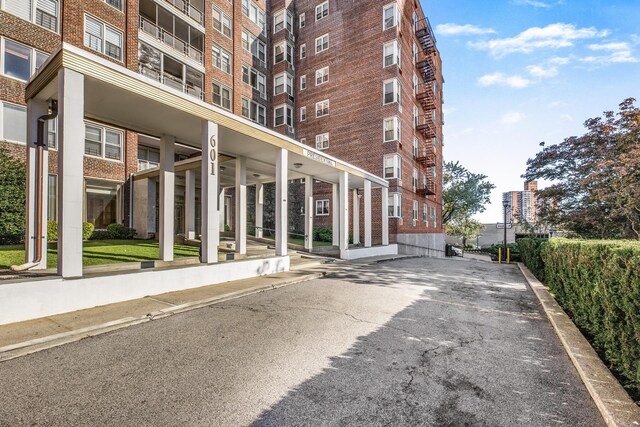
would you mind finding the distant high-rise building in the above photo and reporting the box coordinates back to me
[502,181,538,224]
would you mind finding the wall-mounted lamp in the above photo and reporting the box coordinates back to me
[293,163,303,169]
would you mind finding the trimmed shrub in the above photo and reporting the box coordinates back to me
[479,243,521,262]
[517,238,547,281]
[0,146,26,244]
[313,227,332,243]
[106,223,136,239]
[539,239,640,400]
[48,220,59,241]
[82,222,94,240]
[90,230,111,240]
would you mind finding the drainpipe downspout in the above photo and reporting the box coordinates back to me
[11,100,59,272]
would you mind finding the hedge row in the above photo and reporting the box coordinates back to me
[518,238,640,400]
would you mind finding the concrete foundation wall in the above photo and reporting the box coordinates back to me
[396,233,446,258]
[0,256,290,325]
[340,244,398,260]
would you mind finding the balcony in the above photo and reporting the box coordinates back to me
[416,83,436,112]
[417,179,437,197]
[163,0,204,25]
[139,65,203,100]
[417,57,435,83]
[415,146,436,168]
[415,17,436,55]
[139,17,203,64]
[416,115,436,138]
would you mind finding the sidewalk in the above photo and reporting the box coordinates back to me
[0,254,408,362]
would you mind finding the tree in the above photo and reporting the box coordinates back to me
[0,146,26,244]
[523,98,640,239]
[442,161,495,224]
[446,217,484,249]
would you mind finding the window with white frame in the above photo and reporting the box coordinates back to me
[212,44,232,74]
[299,12,306,28]
[138,146,160,171]
[242,64,266,98]
[315,199,329,216]
[383,116,400,142]
[242,0,266,35]
[273,10,292,33]
[413,200,419,222]
[316,99,329,117]
[383,3,398,30]
[104,0,123,11]
[212,80,232,110]
[383,154,401,179]
[433,136,439,146]
[413,168,418,192]
[412,42,418,64]
[46,116,56,148]
[432,166,437,179]
[413,73,419,95]
[84,122,123,161]
[315,66,328,85]
[300,44,306,59]
[300,75,307,90]
[388,193,401,218]
[413,11,419,30]
[423,203,428,223]
[84,15,123,61]
[274,105,293,127]
[430,206,437,228]
[2,0,59,32]
[274,73,293,96]
[383,40,400,67]
[1,102,27,143]
[300,106,307,121]
[241,30,267,67]
[274,42,293,64]
[316,133,329,150]
[241,97,266,126]
[213,7,232,38]
[413,137,419,158]
[1,38,49,81]
[413,106,419,128]
[383,78,401,105]
[315,34,329,53]
[316,1,329,20]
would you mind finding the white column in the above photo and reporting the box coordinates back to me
[364,180,372,248]
[353,189,360,246]
[159,134,175,261]
[304,176,313,250]
[332,183,339,246]
[57,69,84,278]
[219,188,225,231]
[25,99,49,270]
[185,169,196,240]
[132,177,156,239]
[201,120,219,263]
[255,182,264,238]
[339,171,349,255]
[235,156,247,254]
[381,186,389,246]
[275,148,288,256]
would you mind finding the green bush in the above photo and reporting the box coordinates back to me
[517,238,547,281]
[106,223,136,239]
[0,146,26,244]
[538,239,640,400]
[47,220,58,241]
[82,222,94,240]
[89,230,111,240]
[480,243,521,262]
[313,227,332,243]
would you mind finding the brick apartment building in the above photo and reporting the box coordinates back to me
[0,0,443,251]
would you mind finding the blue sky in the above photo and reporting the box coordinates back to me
[422,0,640,222]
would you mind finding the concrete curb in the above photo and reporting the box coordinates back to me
[517,263,640,427]
[0,272,324,363]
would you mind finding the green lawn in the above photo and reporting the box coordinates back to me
[0,240,200,270]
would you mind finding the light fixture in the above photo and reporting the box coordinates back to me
[293,162,303,169]
[220,166,226,172]
[253,173,261,178]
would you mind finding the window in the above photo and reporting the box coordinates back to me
[104,0,123,11]
[412,42,418,64]
[84,123,123,161]
[383,3,398,30]
[433,136,439,146]
[212,44,232,74]
[413,73,419,95]
[300,44,306,59]
[388,193,401,218]
[241,97,266,126]
[316,199,329,216]
[1,38,50,81]
[383,117,400,142]
[274,73,293,96]
[383,78,401,105]
[242,64,266,98]
[273,10,292,33]
[413,106,419,128]
[315,34,329,53]
[430,207,437,228]
[138,146,160,171]
[274,105,293,127]
[48,174,57,221]
[316,133,329,150]
[241,30,267,67]
[243,0,266,34]
[383,154,401,179]
[84,15,122,60]
[85,180,120,229]
[274,42,292,64]
[413,200,419,222]
[383,40,400,67]
[316,100,329,117]
[1,102,27,143]
[3,0,59,32]
[300,106,307,121]
[413,137,419,158]
[212,81,232,110]
[423,203,428,223]
[413,168,418,192]
[213,7,232,38]
[316,1,329,20]
[299,13,306,28]
[300,75,307,90]
[46,116,56,148]
[315,67,329,85]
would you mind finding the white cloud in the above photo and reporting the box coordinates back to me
[468,23,608,57]
[560,114,573,121]
[527,64,559,77]
[501,112,526,125]
[478,72,532,88]
[588,42,630,51]
[436,23,497,36]
[549,56,571,65]
[514,0,555,7]
[580,51,639,64]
